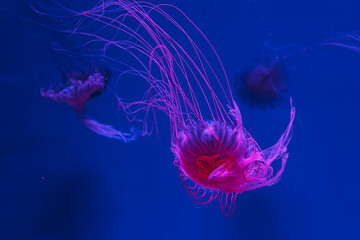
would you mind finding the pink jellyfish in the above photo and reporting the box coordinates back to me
[40,66,137,142]
[32,0,295,215]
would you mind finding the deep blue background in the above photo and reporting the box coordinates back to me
[1,0,360,239]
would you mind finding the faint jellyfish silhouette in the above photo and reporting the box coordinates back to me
[236,58,289,109]
[234,41,311,109]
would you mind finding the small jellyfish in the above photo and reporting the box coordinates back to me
[41,66,137,142]
[40,66,109,113]
[235,59,289,109]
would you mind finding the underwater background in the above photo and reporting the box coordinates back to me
[1,0,359,239]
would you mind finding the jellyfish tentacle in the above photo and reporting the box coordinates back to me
[262,98,295,186]
[218,192,237,216]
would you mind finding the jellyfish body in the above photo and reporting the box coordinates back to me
[31,0,295,214]
[40,66,137,142]
[236,59,289,109]
[172,100,294,215]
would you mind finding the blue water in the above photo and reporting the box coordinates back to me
[1,0,359,239]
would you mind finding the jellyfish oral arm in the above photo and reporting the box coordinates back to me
[81,117,137,143]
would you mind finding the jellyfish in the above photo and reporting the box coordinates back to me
[30,0,295,215]
[40,65,137,142]
[235,58,289,109]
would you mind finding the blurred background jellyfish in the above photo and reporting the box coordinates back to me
[233,41,306,109]
[30,0,295,215]
[235,58,289,109]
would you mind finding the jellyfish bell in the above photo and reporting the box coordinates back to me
[40,65,108,112]
[174,122,251,193]
[234,40,312,109]
[66,65,111,99]
[244,61,288,98]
